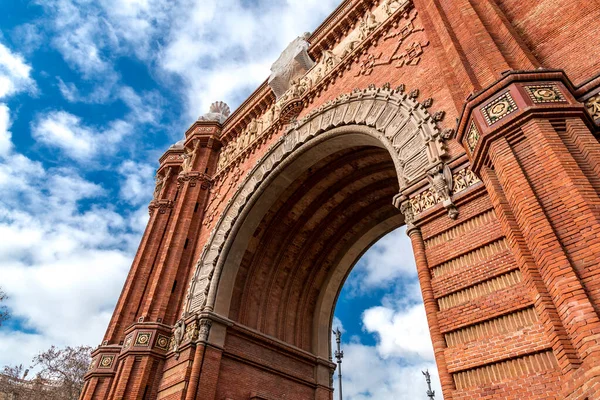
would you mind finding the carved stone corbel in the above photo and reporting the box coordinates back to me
[427,163,458,219]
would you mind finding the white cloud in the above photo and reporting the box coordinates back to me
[333,305,442,400]
[32,111,97,159]
[0,104,12,156]
[118,160,155,205]
[338,341,441,400]
[0,157,145,367]
[0,42,36,99]
[363,304,434,361]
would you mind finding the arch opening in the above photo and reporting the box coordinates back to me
[212,126,407,359]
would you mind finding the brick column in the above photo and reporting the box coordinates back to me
[457,70,600,398]
[81,122,222,400]
[408,227,455,398]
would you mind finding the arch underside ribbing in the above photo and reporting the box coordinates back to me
[228,146,402,355]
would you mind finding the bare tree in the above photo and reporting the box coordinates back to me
[0,287,9,327]
[0,345,92,400]
[32,345,92,400]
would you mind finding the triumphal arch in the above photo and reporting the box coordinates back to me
[81,0,600,398]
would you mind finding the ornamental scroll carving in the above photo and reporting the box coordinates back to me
[184,84,450,315]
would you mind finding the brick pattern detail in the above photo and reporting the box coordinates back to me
[431,238,507,278]
[425,209,496,248]
[452,350,557,390]
[438,270,522,310]
[445,307,537,347]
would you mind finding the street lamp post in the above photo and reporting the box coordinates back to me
[422,369,435,399]
[333,327,344,400]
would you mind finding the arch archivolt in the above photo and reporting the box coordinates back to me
[183,84,456,318]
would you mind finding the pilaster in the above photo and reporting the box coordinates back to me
[456,69,600,398]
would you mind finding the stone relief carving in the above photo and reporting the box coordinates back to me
[268,32,315,99]
[357,9,428,73]
[384,0,406,16]
[184,84,450,315]
[172,319,185,357]
[152,173,166,201]
[198,318,212,342]
[405,167,481,219]
[180,146,195,175]
[453,168,481,193]
[427,163,458,219]
[199,101,231,124]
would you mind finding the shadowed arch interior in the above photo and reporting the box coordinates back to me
[212,127,406,359]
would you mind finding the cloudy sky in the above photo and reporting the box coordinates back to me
[0,0,440,398]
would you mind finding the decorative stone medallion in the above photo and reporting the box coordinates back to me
[481,91,518,125]
[524,84,566,103]
[155,334,170,351]
[134,332,152,347]
[586,92,600,121]
[466,121,480,153]
[98,355,115,369]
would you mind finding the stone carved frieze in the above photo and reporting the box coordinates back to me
[184,84,450,315]
[453,167,481,193]
[354,8,427,76]
[406,167,481,218]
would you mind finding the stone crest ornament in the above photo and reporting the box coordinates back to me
[268,32,315,99]
[199,101,231,124]
[481,91,518,125]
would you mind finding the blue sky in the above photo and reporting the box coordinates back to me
[0,0,441,398]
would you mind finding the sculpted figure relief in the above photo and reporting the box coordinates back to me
[358,11,379,40]
[153,173,165,201]
[180,147,194,175]
[173,320,185,355]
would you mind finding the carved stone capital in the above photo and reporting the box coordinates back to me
[177,172,212,189]
[148,199,174,216]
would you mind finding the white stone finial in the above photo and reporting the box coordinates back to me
[199,101,231,124]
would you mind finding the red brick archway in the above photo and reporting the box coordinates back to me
[81,0,600,398]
